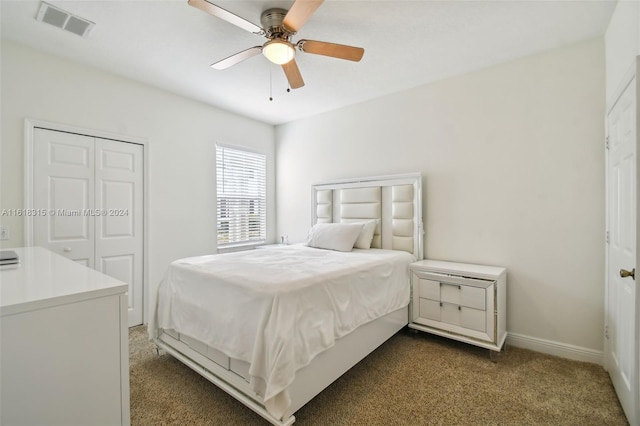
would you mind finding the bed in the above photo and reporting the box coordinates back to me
[149,173,423,425]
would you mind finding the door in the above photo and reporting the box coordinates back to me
[95,138,144,326]
[33,128,144,326]
[33,129,95,267]
[606,73,638,425]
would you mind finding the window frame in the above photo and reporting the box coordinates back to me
[215,143,267,251]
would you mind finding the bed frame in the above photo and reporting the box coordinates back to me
[154,173,423,425]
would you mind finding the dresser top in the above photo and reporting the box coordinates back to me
[1,247,127,316]
[411,259,506,280]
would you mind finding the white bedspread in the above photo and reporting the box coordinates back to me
[152,244,413,419]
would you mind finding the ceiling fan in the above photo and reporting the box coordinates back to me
[188,0,365,89]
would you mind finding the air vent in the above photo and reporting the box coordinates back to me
[36,2,95,37]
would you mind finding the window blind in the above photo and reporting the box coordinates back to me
[216,145,266,246]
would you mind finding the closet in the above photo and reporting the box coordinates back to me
[30,127,144,326]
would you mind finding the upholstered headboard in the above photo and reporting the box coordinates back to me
[311,173,423,259]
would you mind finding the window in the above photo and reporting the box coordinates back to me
[216,145,266,247]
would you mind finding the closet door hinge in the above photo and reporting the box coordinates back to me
[605,136,610,150]
[606,230,609,244]
[605,325,609,340]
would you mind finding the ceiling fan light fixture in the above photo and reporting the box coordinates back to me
[262,39,295,65]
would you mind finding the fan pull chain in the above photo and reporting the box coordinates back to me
[268,67,293,101]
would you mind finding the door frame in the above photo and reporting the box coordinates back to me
[24,118,150,326]
[604,58,640,424]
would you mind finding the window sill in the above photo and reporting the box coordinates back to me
[217,242,264,254]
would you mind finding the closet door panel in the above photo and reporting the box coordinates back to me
[33,129,95,267]
[95,138,144,326]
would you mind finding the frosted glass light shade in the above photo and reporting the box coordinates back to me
[262,40,295,65]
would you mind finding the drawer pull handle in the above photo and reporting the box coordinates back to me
[458,306,461,311]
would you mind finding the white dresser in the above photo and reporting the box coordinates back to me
[408,259,507,352]
[0,247,130,425]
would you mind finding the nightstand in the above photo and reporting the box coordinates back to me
[408,259,507,352]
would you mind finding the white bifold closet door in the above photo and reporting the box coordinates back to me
[33,128,144,327]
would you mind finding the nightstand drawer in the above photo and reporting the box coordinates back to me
[421,301,486,332]
[418,278,440,300]
[441,283,486,310]
[419,298,440,321]
[415,272,489,311]
[461,306,486,332]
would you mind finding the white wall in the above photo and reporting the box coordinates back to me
[276,38,606,355]
[0,40,275,316]
[605,0,640,105]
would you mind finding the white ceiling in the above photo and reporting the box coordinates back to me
[1,0,616,125]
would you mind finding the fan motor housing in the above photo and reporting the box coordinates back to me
[261,8,289,38]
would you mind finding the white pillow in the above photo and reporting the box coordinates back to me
[353,220,377,249]
[305,222,364,252]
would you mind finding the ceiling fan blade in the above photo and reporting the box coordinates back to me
[188,0,263,34]
[282,59,305,89]
[298,40,364,62]
[211,46,262,70]
[282,0,324,33]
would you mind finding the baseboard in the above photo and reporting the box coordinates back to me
[506,332,603,365]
